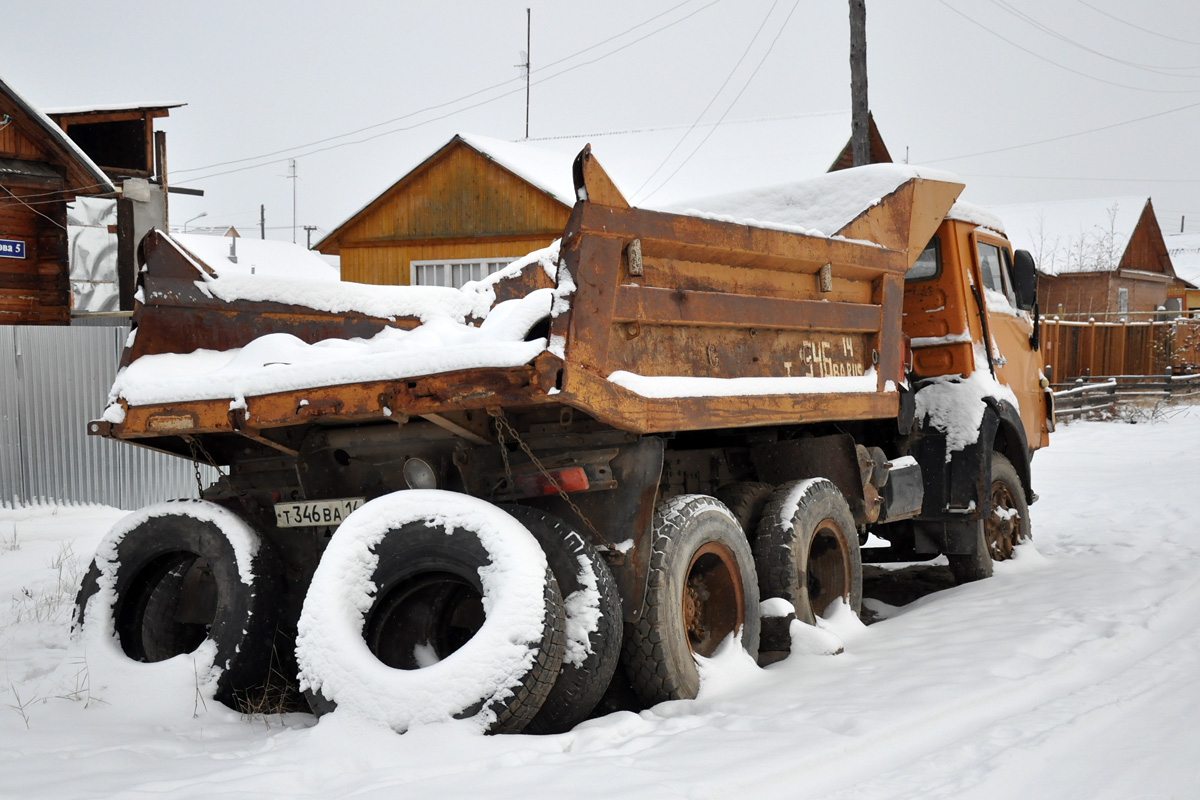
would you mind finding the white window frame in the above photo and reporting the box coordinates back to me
[410,257,520,289]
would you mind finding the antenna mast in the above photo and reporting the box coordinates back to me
[525,9,531,138]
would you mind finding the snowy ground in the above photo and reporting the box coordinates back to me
[3,409,1200,799]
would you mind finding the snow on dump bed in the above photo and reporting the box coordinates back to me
[105,287,554,417]
[666,164,962,239]
[103,241,564,417]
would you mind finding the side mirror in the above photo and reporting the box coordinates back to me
[1011,249,1038,311]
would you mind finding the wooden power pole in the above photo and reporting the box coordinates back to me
[849,0,869,167]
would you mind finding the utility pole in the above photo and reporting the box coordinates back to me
[260,204,265,239]
[288,159,298,243]
[304,225,318,250]
[849,0,869,167]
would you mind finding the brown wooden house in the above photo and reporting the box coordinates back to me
[0,76,115,324]
[318,115,892,287]
[991,197,1175,319]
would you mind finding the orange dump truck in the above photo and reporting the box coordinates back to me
[75,149,1051,734]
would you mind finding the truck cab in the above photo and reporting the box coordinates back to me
[903,206,1052,454]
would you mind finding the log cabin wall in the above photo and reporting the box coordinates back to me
[0,107,70,324]
[322,139,570,286]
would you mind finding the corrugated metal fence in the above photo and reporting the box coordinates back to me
[0,322,211,509]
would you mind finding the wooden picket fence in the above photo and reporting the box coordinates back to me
[1041,317,1200,383]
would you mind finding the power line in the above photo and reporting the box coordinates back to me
[524,110,848,142]
[924,98,1200,164]
[1073,0,1200,47]
[639,0,802,203]
[988,0,1200,75]
[962,172,1200,184]
[170,0,716,180]
[632,0,782,198]
[936,0,1200,94]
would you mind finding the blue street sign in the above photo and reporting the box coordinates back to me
[0,239,25,259]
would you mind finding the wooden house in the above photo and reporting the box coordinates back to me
[317,113,892,287]
[0,76,115,324]
[991,197,1175,319]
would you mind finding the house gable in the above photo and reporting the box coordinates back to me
[322,137,570,255]
[1117,199,1173,277]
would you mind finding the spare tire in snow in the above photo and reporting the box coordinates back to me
[296,490,567,735]
[501,505,622,734]
[623,494,760,705]
[73,500,284,709]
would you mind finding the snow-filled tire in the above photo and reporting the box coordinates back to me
[949,452,1030,584]
[501,505,622,734]
[296,491,566,734]
[73,500,284,709]
[715,481,775,543]
[623,494,760,706]
[753,479,862,655]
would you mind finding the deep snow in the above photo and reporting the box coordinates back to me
[3,410,1200,798]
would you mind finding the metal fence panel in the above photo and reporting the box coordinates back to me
[1,323,211,509]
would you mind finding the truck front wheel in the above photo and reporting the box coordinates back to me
[948,453,1030,583]
[753,479,863,657]
[623,495,760,705]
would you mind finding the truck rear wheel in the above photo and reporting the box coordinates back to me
[73,500,284,709]
[295,491,566,734]
[501,505,622,734]
[623,495,760,705]
[754,479,862,656]
[715,482,775,543]
[949,453,1030,583]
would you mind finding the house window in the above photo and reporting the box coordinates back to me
[1118,287,1129,314]
[410,257,517,289]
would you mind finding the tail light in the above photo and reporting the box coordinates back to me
[517,467,589,497]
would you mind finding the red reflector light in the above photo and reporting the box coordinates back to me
[516,467,590,496]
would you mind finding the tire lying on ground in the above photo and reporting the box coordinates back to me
[949,452,1031,584]
[73,500,284,709]
[753,479,863,655]
[296,490,567,734]
[624,494,760,706]
[501,505,622,734]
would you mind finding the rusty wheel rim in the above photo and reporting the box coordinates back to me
[986,479,1022,561]
[805,519,851,617]
[682,542,745,657]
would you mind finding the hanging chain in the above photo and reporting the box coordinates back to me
[186,437,206,498]
[488,408,613,549]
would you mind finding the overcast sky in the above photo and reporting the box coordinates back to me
[7,0,1200,246]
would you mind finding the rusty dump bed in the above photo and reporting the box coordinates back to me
[92,151,963,456]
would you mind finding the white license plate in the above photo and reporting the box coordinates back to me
[274,498,365,529]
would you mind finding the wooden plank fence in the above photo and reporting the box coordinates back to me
[1042,317,1200,383]
[1051,373,1200,421]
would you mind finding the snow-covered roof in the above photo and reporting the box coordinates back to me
[989,197,1149,276]
[1166,232,1200,288]
[44,102,185,116]
[0,74,115,194]
[534,111,861,207]
[664,163,961,239]
[174,233,339,282]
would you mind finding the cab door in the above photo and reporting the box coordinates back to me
[972,232,1047,450]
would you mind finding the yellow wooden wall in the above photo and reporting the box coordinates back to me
[324,141,571,286]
